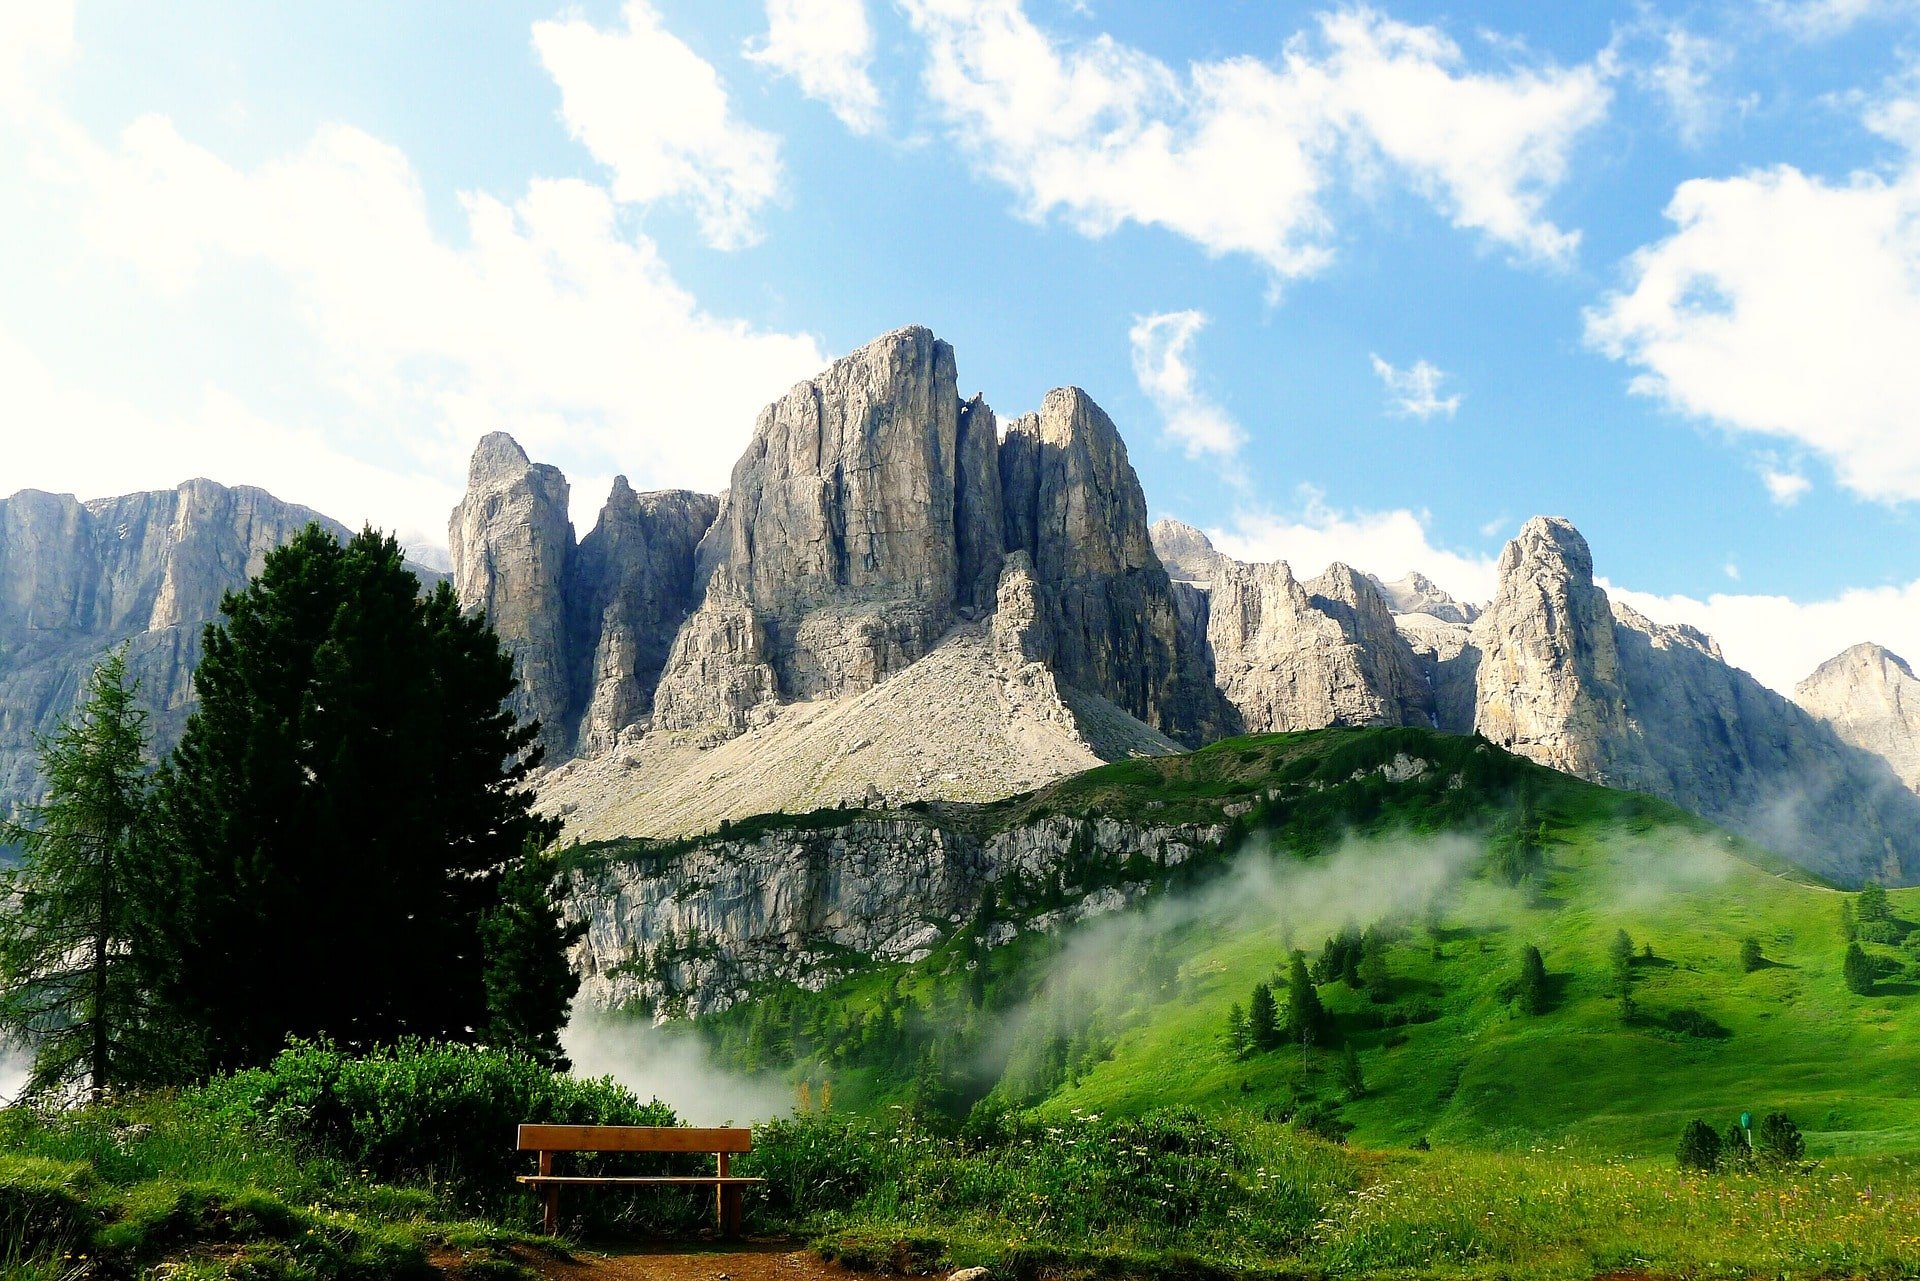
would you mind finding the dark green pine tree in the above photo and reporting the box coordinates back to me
[1284,950,1327,1044]
[1248,982,1280,1051]
[1358,927,1390,1002]
[1608,928,1636,998]
[0,648,179,1101]
[1844,942,1875,995]
[1516,944,1550,1015]
[481,845,586,1069]
[152,526,559,1072]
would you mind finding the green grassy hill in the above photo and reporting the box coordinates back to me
[681,727,1920,1157]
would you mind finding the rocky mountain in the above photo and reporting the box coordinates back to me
[1147,516,1920,885]
[1797,643,1920,795]
[0,480,353,814]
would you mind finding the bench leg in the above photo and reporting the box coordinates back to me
[718,1184,743,1238]
[543,1185,560,1236]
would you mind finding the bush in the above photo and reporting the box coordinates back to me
[190,1039,683,1226]
[1663,1008,1731,1039]
[0,1156,98,1261]
[1845,943,1875,995]
[1740,937,1763,972]
[1677,1119,1721,1171]
[1756,1111,1806,1165]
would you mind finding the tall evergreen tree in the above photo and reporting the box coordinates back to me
[1608,929,1636,998]
[152,526,559,1072]
[0,649,173,1100]
[480,845,586,1069]
[1516,944,1550,1015]
[1248,982,1280,1051]
[1283,951,1327,1044]
[1844,942,1875,995]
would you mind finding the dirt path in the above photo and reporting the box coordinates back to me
[512,1242,866,1281]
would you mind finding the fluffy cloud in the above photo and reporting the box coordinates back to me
[1763,468,1812,505]
[1200,491,1501,603]
[534,0,783,249]
[747,0,883,134]
[1765,0,1911,37]
[1609,579,1920,695]
[1369,354,1460,419]
[2,16,825,551]
[1585,111,1920,503]
[898,1,1611,278]
[1128,310,1244,459]
[1639,26,1741,148]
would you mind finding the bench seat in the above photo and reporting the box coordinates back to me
[516,1175,765,1186]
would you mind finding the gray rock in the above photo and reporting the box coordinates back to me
[567,480,719,754]
[1370,570,1481,624]
[1001,389,1228,746]
[1470,517,1637,784]
[449,433,575,753]
[0,479,354,815]
[1797,643,1920,795]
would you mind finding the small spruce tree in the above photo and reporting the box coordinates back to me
[1609,929,1636,998]
[1740,937,1764,973]
[1225,1002,1250,1058]
[1358,927,1390,1002]
[1284,951,1327,1044]
[1723,1120,1751,1167]
[1676,1119,1722,1171]
[1756,1111,1805,1165]
[1844,941,1875,995]
[1517,944,1550,1015]
[1248,982,1280,1051]
[1338,1041,1366,1100]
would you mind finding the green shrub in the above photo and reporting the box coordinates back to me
[1756,1111,1805,1165]
[190,1039,687,1228]
[1676,1119,1721,1171]
[1845,943,1875,995]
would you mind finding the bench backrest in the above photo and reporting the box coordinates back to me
[517,1124,752,1154]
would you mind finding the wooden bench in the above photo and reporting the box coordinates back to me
[516,1124,764,1236]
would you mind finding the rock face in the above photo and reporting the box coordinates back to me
[1001,393,1227,745]
[1147,521,1428,734]
[1467,519,1920,885]
[567,482,719,755]
[1796,643,1920,796]
[1470,517,1637,784]
[1372,571,1480,624]
[0,480,349,814]
[566,811,1223,1015]
[449,434,575,751]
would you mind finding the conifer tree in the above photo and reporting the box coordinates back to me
[480,845,585,1069]
[1358,927,1390,1002]
[0,649,175,1101]
[1248,982,1280,1051]
[1609,929,1636,998]
[1284,950,1327,1044]
[1844,942,1875,995]
[1517,944,1550,1015]
[151,526,559,1072]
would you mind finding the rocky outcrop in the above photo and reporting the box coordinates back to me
[1470,517,1637,784]
[449,433,575,751]
[567,482,719,755]
[566,812,1222,1014]
[1397,614,1479,735]
[1797,644,1920,795]
[1371,571,1480,624]
[1147,521,1429,734]
[0,480,350,814]
[1466,520,1920,885]
[1002,391,1227,745]
[673,326,996,709]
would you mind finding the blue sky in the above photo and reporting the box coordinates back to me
[4,0,1920,693]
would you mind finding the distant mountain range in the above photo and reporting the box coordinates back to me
[5,325,1918,884]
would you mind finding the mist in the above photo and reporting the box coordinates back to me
[562,1006,794,1125]
[1,1045,26,1106]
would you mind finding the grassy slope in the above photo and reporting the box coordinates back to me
[694,727,1920,1158]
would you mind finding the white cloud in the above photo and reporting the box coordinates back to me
[533,0,783,249]
[1,22,825,552]
[1763,468,1812,505]
[1639,26,1740,148]
[1765,0,1910,37]
[1609,579,1920,695]
[1202,490,1501,602]
[898,1,1611,279]
[1369,353,1461,419]
[1586,78,1920,504]
[1128,310,1244,459]
[0,0,74,106]
[746,0,883,134]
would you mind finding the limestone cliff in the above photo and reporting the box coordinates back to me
[1797,643,1920,795]
[0,479,349,813]
[448,433,575,752]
